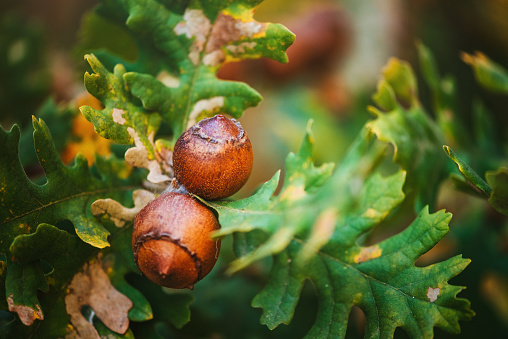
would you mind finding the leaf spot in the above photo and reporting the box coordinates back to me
[7,295,44,326]
[125,144,149,168]
[202,13,266,66]
[203,50,225,67]
[354,245,382,263]
[234,20,263,38]
[174,9,211,65]
[427,287,440,303]
[112,108,126,125]
[226,42,257,56]
[363,208,380,219]
[125,128,171,183]
[147,159,172,183]
[156,70,180,88]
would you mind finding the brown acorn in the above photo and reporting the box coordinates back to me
[173,115,253,200]
[132,192,221,289]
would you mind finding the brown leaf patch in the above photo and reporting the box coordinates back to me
[65,260,132,338]
[7,295,44,326]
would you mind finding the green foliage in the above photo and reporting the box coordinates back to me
[1,0,295,336]
[18,98,77,169]
[486,168,508,216]
[81,0,295,160]
[443,145,492,198]
[416,43,508,334]
[436,49,508,217]
[1,117,128,250]
[444,146,508,216]
[368,58,447,212]
[211,100,473,337]
[462,52,508,94]
[0,0,487,338]
[82,54,159,146]
[0,13,51,126]
[0,118,193,337]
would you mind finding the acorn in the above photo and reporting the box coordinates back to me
[132,192,221,289]
[173,115,253,200]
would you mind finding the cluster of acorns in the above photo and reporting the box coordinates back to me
[132,115,253,289]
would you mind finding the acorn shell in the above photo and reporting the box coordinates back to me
[173,115,253,200]
[132,192,221,289]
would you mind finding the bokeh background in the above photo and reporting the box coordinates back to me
[2,0,508,337]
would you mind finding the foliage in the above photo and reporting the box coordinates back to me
[417,40,508,337]
[5,0,508,338]
[210,58,473,337]
[0,13,51,126]
[0,0,294,337]
[431,50,508,217]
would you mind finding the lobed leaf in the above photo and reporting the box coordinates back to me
[5,260,48,326]
[81,55,170,183]
[0,118,140,250]
[64,260,133,337]
[9,223,94,282]
[212,114,472,336]
[368,58,447,212]
[103,230,153,323]
[212,122,335,270]
[81,0,294,185]
[0,116,155,336]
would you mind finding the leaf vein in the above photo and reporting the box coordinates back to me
[1,186,138,226]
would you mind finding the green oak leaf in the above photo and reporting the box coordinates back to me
[253,208,473,338]
[94,318,136,338]
[443,145,492,198]
[0,117,141,250]
[368,57,447,212]
[5,223,94,336]
[4,260,48,326]
[81,0,295,160]
[19,98,77,168]
[462,51,508,94]
[211,121,335,272]
[212,120,473,337]
[143,288,193,330]
[9,223,94,283]
[443,146,508,216]
[0,119,147,336]
[81,54,161,152]
[126,273,194,331]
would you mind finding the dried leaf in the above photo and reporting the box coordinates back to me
[91,189,156,227]
[123,126,173,184]
[65,260,133,338]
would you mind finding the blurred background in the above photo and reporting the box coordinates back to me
[2,0,508,337]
